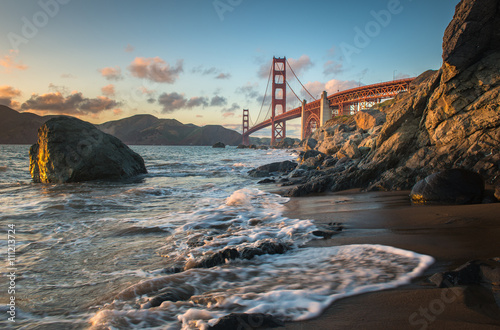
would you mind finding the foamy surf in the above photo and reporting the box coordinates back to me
[90,244,434,329]
[0,145,434,329]
[88,189,434,330]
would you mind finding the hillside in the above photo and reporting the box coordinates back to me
[0,105,48,144]
[0,107,243,146]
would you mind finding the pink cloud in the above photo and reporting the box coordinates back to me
[128,57,183,83]
[101,84,115,96]
[303,79,359,99]
[99,66,123,81]
[21,91,121,116]
[258,54,313,79]
[287,55,313,76]
[0,85,22,108]
[0,50,28,72]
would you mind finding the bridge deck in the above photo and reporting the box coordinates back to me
[244,77,415,137]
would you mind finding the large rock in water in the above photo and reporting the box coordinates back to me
[30,116,147,183]
[410,169,484,204]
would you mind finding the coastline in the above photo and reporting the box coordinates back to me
[275,190,500,329]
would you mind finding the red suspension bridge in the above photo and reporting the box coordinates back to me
[242,57,415,145]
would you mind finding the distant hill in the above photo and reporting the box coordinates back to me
[0,106,243,146]
[0,105,48,144]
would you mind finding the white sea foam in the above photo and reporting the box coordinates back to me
[90,244,434,329]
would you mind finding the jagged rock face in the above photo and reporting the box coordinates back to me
[361,0,499,189]
[30,117,147,183]
[285,0,500,197]
[354,109,386,131]
[442,0,500,76]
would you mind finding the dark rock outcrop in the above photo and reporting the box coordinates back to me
[442,0,500,76]
[429,258,500,288]
[188,242,291,270]
[273,137,296,149]
[146,285,195,308]
[30,117,147,183]
[410,169,485,204]
[212,142,225,148]
[210,313,284,330]
[285,0,500,197]
[248,161,297,178]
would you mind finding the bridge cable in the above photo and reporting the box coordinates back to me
[286,59,317,101]
[253,62,273,127]
[286,80,302,104]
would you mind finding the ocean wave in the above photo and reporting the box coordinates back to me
[90,245,434,329]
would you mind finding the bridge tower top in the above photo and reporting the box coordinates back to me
[271,56,287,146]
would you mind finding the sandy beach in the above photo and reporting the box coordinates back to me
[274,190,500,329]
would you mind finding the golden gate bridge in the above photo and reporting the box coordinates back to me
[242,57,414,145]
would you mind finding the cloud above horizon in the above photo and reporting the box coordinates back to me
[191,65,231,80]
[0,85,22,108]
[323,60,345,76]
[157,92,234,113]
[258,55,313,79]
[101,84,115,96]
[303,79,359,99]
[0,50,28,72]
[99,66,123,81]
[128,57,183,83]
[21,91,121,116]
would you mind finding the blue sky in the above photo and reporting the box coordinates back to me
[0,0,459,137]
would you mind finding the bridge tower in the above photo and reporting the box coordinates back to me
[242,109,249,145]
[271,57,286,146]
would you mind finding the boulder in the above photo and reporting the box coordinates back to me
[274,137,295,149]
[338,140,361,159]
[410,169,484,204]
[247,161,297,178]
[237,144,248,149]
[212,142,225,148]
[354,109,386,131]
[189,242,291,270]
[302,155,323,169]
[29,117,147,183]
[302,138,318,150]
[300,150,325,163]
[257,178,276,184]
[429,258,500,288]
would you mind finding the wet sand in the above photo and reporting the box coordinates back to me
[275,190,500,329]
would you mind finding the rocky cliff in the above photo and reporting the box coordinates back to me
[285,0,499,197]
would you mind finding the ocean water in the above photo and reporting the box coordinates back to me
[0,145,434,329]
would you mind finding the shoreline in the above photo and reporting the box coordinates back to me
[274,190,500,329]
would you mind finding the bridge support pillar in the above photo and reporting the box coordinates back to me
[319,91,331,127]
[242,109,249,145]
[271,57,287,146]
[300,99,307,140]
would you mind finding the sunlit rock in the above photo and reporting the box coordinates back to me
[30,116,147,183]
